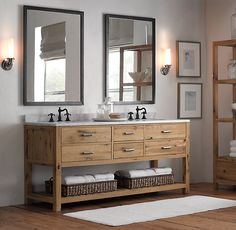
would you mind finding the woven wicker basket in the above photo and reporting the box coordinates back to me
[115,174,174,189]
[45,178,118,197]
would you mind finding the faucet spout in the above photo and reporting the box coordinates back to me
[58,107,69,122]
[135,106,147,119]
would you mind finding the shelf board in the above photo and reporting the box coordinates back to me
[213,39,236,47]
[122,82,152,87]
[216,79,236,84]
[28,192,53,204]
[61,183,186,204]
[217,156,236,162]
[216,118,234,122]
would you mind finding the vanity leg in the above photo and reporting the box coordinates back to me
[150,160,158,168]
[53,127,62,212]
[182,155,190,194]
[24,127,33,205]
[24,161,33,205]
[53,163,61,212]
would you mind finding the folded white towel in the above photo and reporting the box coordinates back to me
[152,167,172,175]
[94,173,114,182]
[230,147,236,152]
[230,140,236,147]
[115,170,147,178]
[84,175,96,183]
[64,176,87,185]
[229,152,236,157]
[232,103,236,110]
[145,169,157,176]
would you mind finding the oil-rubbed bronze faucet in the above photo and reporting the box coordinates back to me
[58,107,69,121]
[135,106,147,119]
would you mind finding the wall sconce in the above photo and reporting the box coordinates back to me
[1,38,15,71]
[160,48,171,76]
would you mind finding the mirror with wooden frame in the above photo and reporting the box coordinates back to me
[23,5,84,105]
[104,14,155,104]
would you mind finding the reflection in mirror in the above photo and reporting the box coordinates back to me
[105,14,155,104]
[23,6,84,105]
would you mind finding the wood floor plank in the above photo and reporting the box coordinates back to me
[1,183,236,230]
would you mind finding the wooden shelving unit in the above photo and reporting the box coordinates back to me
[213,39,236,189]
[119,44,152,101]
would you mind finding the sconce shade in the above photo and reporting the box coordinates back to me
[165,48,171,65]
[160,48,172,76]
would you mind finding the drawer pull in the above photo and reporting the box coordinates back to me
[123,148,135,152]
[161,130,172,134]
[123,131,135,135]
[161,146,172,150]
[81,151,94,155]
[81,133,93,137]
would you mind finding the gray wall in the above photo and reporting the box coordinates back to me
[0,0,206,206]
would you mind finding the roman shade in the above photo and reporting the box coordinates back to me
[40,21,66,60]
[109,18,134,47]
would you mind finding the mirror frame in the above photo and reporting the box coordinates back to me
[104,14,155,105]
[23,5,84,106]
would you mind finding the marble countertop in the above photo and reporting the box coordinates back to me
[24,119,190,126]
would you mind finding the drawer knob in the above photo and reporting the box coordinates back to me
[161,130,172,134]
[81,151,94,155]
[81,133,93,137]
[123,148,135,152]
[161,146,172,150]
[123,131,135,135]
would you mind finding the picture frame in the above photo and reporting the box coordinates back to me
[176,41,201,78]
[177,83,202,119]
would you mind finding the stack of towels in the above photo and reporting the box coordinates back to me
[64,173,114,185]
[115,167,172,178]
[229,140,236,157]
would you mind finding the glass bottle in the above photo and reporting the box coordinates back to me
[231,9,236,39]
[228,59,236,79]
[104,97,114,118]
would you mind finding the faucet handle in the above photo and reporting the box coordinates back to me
[141,111,147,119]
[128,112,134,120]
[64,112,71,121]
[48,113,55,122]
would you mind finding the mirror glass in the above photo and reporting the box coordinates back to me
[23,6,84,105]
[104,14,155,104]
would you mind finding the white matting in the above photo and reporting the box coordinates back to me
[64,195,236,226]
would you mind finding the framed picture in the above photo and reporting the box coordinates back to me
[176,41,201,78]
[178,83,202,119]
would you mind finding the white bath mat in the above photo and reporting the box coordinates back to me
[64,195,236,226]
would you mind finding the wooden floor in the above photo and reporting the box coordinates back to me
[1,183,236,229]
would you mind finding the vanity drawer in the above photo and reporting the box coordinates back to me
[113,142,144,159]
[62,126,111,144]
[145,139,186,156]
[145,123,186,140]
[113,125,144,142]
[62,144,112,162]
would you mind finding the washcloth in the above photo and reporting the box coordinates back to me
[153,167,172,175]
[229,152,236,157]
[64,176,87,185]
[230,140,236,147]
[94,173,114,182]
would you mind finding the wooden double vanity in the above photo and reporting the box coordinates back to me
[24,119,190,211]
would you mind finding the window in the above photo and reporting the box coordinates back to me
[108,49,135,101]
[44,58,66,101]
